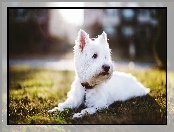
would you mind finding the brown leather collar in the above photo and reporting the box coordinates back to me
[81,82,95,89]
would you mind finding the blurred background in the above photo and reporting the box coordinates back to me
[9,2,167,70]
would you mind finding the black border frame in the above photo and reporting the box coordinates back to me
[7,6,167,125]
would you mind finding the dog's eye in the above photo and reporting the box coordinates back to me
[92,53,98,59]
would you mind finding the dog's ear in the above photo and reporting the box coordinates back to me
[101,31,107,42]
[97,31,108,46]
[76,29,89,52]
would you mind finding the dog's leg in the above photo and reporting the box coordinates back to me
[48,97,81,113]
[48,79,85,113]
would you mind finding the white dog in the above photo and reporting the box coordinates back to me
[48,29,150,118]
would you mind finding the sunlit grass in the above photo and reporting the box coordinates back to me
[8,66,167,124]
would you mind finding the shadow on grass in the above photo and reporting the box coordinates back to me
[70,95,166,124]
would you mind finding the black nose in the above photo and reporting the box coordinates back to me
[102,65,110,72]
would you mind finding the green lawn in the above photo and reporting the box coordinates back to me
[9,65,167,124]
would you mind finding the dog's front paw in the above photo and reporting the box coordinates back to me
[48,107,59,113]
[48,105,65,113]
[72,113,83,118]
[72,108,97,118]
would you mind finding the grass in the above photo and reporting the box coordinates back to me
[8,65,167,124]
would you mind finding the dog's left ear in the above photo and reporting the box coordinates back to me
[101,31,107,42]
[97,31,108,46]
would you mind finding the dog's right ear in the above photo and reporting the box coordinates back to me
[76,29,89,52]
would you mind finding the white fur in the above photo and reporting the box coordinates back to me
[48,29,150,118]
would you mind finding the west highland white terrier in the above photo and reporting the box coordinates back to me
[48,29,150,118]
